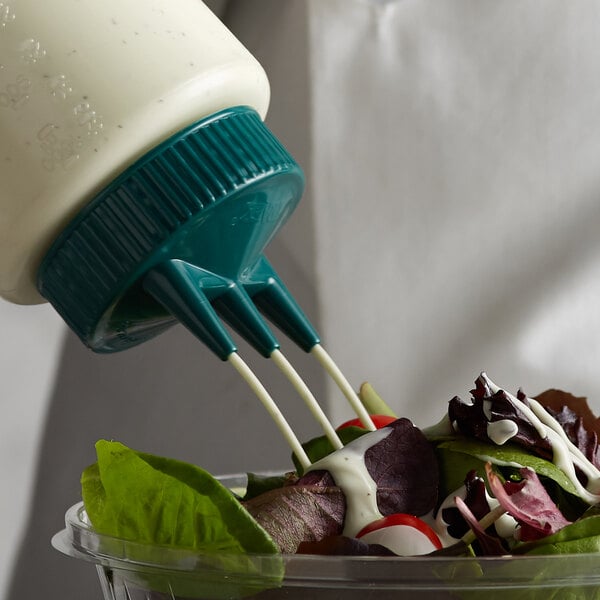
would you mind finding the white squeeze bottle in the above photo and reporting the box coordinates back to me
[0,0,375,463]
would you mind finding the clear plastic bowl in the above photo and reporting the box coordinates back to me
[52,474,600,599]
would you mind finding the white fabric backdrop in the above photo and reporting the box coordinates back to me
[306,0,600,426]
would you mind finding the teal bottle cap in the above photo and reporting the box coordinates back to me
[37,106,320,358]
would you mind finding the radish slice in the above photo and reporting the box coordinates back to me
[356,514,442,556]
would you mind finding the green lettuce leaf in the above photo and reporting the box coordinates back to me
[81,440,283,598]
[82,440,278,554]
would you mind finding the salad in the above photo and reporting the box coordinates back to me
[81,372,600,562]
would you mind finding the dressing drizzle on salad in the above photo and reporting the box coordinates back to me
[307,427,391,536]
[477,374,600,504]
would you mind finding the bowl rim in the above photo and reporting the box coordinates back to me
[52,472,600,591]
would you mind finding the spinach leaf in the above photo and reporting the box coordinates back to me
[514,515,600,555]
[435,437,581,500]
[244,472,292,501]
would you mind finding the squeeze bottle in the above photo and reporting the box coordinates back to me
[0,0,320,358]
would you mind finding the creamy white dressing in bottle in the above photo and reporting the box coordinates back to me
[0,0,269,304]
